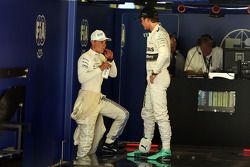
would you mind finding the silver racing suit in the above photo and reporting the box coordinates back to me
[141,24,172,150]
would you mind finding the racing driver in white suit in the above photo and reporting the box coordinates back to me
[127,6,172,160]
[71,30,129,164]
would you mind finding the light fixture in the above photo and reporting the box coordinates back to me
[177,4,186,13]
[211,5,221,15]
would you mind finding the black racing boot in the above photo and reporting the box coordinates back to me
[113,140,126,149]
[101,142,125,155]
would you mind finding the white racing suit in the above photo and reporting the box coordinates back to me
[71,49,129,158]
[141,24,172,150]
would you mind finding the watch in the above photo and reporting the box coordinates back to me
[151,72,158,76]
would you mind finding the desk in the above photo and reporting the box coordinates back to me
[168,78,250,147]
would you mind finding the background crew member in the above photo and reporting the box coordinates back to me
[168,34,185,77]
[127,6,172,160]
[184,34,223,76]
[71,30,129,164]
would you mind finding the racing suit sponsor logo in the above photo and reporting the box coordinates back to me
[146,53,158,61]
[147,47,154,52]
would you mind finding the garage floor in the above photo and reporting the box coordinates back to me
[1,145,250,167]
[71,145,250,167]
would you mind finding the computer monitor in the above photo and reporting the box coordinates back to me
[223,48,250,73]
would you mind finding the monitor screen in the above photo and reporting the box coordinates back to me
[197,90,236,113]
[223,48,250,73]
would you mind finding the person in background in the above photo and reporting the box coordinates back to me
[184,34,223,76]
[71,30,129,164]
[127,6,172,160]
[168,34,185,77]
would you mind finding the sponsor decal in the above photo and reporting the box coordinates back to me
[143,32,149,38]
[221,29,250,48]
[80,19,89,48]
[35,14,46,59]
